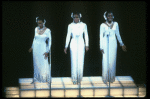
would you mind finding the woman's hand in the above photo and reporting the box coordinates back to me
[28,48,33,53]
[85,46,89,52]
[43,52,49,59]
[100,49,104,54]
[64,48,67,54]
[122,45,127,52]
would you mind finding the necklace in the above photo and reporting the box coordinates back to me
[105,21,114,29]
[37,27,47,35]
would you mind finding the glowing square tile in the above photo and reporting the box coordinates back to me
[19,78,33,84]
[81,81,91,84]
[82,77,90,81]
[81,89,93,96]
[81,77,91,84]
[139,92,146,96]
[20,90,35,97]
[122,83,136,87]
[51,77,62,84]
[124,88,138,95]
[20,85,35,89]
[124,95,138,97]
[138,92,146,97]
[51,90,64,97]
[138,84,146,92]
[36,90,50,97]
[65,89,79,97]
[35,83,50,89]
[89,76,102,84]
[89,76,102,81]
[6,95,19,98]
[5,87,19,91]
[117,76,134,84]
[62,77,73,85]
[110,88,123,96]
[6,90,19,95]
[116,76,134,81]
[94,89,108,96]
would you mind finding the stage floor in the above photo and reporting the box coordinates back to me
[5,76,146,98]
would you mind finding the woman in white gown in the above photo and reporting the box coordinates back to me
[28,17,52,83]
[64,12,89,84]
[100,11,127,84]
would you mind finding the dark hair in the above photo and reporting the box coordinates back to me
[73,11,81,18]
[106,11,114,17]
[37,16,45,23]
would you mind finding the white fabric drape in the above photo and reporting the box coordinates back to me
[31,27,51,83]
[100,22,124,84]
[65,22,89,83]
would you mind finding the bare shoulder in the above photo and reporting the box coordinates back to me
[69,22,74,26]
[100,23,105,27]
[35,27,38,31]
[67,23,73,28]
[46,28,51,33]
[80,22,87,27]
[80,22,86,25]
[114,21,118,25]
[46,27,50,31]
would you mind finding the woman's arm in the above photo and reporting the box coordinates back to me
[65,24,72,48]
[31,27,37,48]
[100,24,104,50]
[46,29,52,53]
[115,22,124,46]
[84,24,89,52]
[84,24,89,47]
[100,24,105,54]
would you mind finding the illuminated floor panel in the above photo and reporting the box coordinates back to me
[4,76,146,98]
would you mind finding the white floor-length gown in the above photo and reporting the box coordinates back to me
[100,22,124,84]
[31,27,51,83]
[65,21,89,83]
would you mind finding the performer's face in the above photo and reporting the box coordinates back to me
[37,20,43,28]
[107,13,114,22]
[73,14,80,23]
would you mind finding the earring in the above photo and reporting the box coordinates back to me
[71,12,73,18]
[43,23,45,28]
[80,13,82,18]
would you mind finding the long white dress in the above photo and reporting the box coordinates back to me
[65,21,89,83]
[100,22,124,84]
[31,27,51,83]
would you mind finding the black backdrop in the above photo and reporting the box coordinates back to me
[2,1,146,91]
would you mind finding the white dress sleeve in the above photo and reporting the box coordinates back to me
[31,27,37,48]
[100,24,104,50]
[115,22,124,46]
[46,29,52,53]
[84,24,89,47]
[65,24,72,48]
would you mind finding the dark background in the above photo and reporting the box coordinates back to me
[2,1,147,94]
